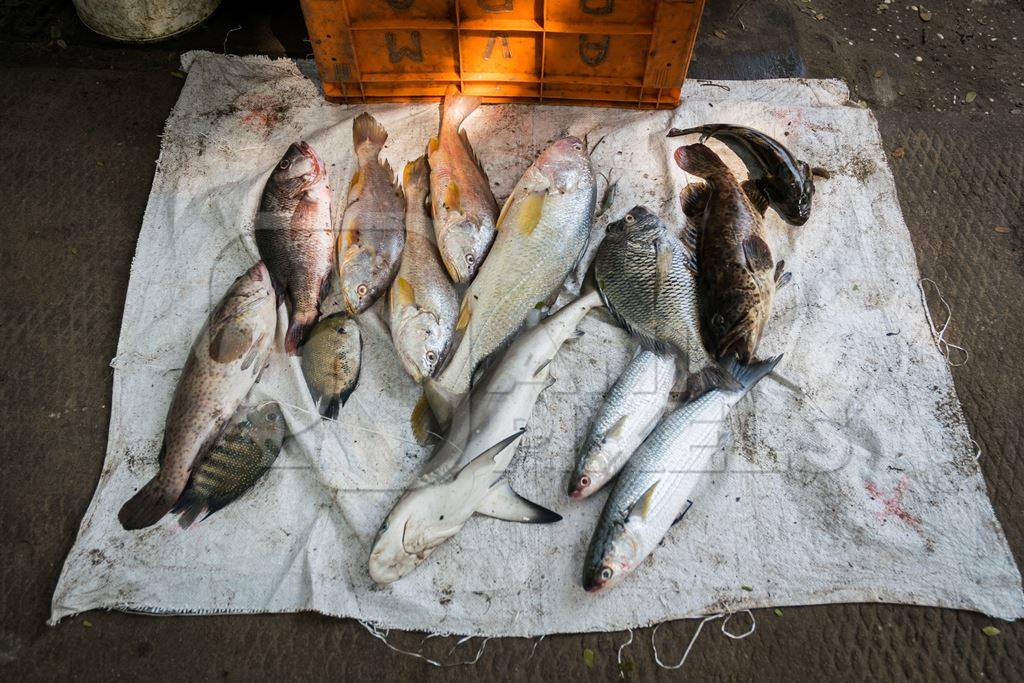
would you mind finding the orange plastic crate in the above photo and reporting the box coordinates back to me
[300,0,706,109]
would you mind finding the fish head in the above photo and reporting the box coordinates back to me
[394,310,450,383]
[340,248,382,314]
[535,136,593,195]
[368,487,463,584]
[246,401,288,455]
[568,449,618,500]
[582,513,644,593]
[269,141,324,196]
[437,215,488,283]
[605,205,663,241]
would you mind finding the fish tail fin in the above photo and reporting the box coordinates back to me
[666,125,706,138]
[353,112,388,164]
[402,155,430,201]
[673,143,730,179]
[171,487,208,529]
[441,84,481,131]
[719,354,783,395]
[285,313,316,355]
[118,475,182,530]
[682,359,744,400]
[322,397,341,420]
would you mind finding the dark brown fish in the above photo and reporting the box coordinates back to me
[674,143,788,363]
[255,142,334,354]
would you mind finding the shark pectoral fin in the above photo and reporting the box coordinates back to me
[477,481,562,524]
[454,429,526,481]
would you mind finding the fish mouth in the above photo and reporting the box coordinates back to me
[583,575,606,593]
[296,141,322,181]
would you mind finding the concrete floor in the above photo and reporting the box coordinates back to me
[1,0,1022,679]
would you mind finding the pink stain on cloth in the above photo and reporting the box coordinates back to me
[865,475,923,531]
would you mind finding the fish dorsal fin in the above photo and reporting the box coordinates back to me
[741,179,769,215]
[458,128,489,176]
[626,481,659,521]
[742,235,774,272]
[476,481,562,523]
[443,179,461,211]
[394,277,415,307]
[513,191,546,236]
[455,429,526,481]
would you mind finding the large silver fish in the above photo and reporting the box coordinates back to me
[582,355,780,592]
[421,137,596,433]
[172,401,287,528]
[338,113,405,314]
[568,348,675,499]
[118,262,278,529]
[254,142,333,354]
[369,288,603,584]
[594,205,734,395]
[428,85,499,284]
[389,155,458,383]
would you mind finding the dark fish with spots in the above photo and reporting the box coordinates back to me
[173,401,287,528]
[254,141,334,353]
[674,143,790,363]
[300,313,362,419]
[118,262,278,530]
[668,124,814,226]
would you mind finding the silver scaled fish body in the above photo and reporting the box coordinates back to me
[568,348,675,499]
[338,113,405,314]
[389,155,458,383]
[582,355,780,592]
[428,85,499,284]
[118,262,278,530]
[422,136,596,432]
[369,288,603,584]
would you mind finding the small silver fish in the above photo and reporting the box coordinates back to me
[583,355,780,592]
[568,349,675,499]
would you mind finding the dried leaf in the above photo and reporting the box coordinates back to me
[171,69,187,79]
[83,619,93,628]
[920,9,932,22]
[774,608,784,617]
[741,585,753,592]
[892,147,905,159]
[982,626,1001,636]
[713,29,727,40]
[69,246,79,256]
[874,68,885,79]
[965,91,977,103]
[994,226,1010,234]
[583,648,595,668]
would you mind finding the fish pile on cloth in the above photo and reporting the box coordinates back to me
[51,52,1024,635]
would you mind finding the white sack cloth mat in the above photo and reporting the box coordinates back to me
[50,52,1024,635]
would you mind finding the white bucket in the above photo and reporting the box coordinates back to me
[73,0,222,43]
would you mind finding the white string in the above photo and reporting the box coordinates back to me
[528,635,545,660]
[918,278,969,366]
[358,621,490,668]
[651,611,757,671]
[616,629,634,677]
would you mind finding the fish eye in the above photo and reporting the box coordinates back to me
[266,412,278,423]
[356,283,369,297]
[381,521,389,531]
[624,214,635,224]
[279,159,291,170]
[580,474,591,487]
[600,566,614,581]
[426,350,437,363]
[572,141,583,151]
[465,253,475,264]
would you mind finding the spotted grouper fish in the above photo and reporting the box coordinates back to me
[118,262,278,530]
[674,143,790,363]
